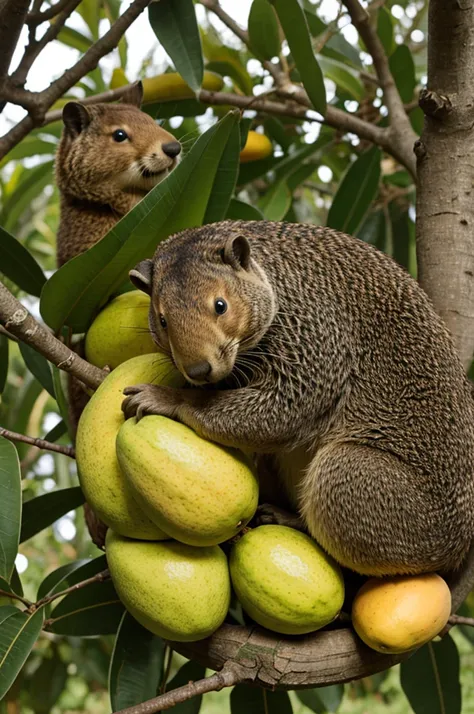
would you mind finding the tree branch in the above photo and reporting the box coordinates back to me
[0,281,106,390]
[0,588,32,608]
[0,0,31,82]
[114,666,245,714]
[0,427,75,458]
[36,569,110,615]
[26,0,77,25]
[449,614,474,628]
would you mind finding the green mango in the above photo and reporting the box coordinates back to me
[85,291,158,369]
[230,525,345,635]
[116,415,259,546]
[106,530,231,641]
[76,354,185,540]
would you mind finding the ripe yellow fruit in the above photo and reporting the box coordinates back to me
[85,291,157,370]
[106,530,231,641]
[239,131,273,163]
[76,354,185,540]
[142,71,224,104]
[352,573,451,654]
[116,415,259,547]
[230,525,344,635]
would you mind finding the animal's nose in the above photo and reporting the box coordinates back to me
[162,141,181,158]
[184,361,211,381]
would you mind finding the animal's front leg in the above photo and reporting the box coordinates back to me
[122,384,183,421]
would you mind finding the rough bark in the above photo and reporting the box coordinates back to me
[416,0,474,369]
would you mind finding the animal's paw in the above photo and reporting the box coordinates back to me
[253,503,305,531]
[122,384,179,421]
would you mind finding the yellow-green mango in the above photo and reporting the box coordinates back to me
[76,354,185,540]
[106,530,230,641]
[230,525,344,635]
[85,291,157,370]
[116,416,259,546]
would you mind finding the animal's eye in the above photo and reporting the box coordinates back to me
[159,314,167,329]
[215,298,227,315]
[112,129,129,142]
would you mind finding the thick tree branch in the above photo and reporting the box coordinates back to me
[0,281,106,390]
[449,614,474,628]
[0,427,75,457]
[415,0,474,368]
[26,0,76,25]
[0,0,31,82]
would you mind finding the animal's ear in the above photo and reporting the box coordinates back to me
[62,102,91,136]
[120,81,143,108]
[129,259,153,295]
[221,235,251,271]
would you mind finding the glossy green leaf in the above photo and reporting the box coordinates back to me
[227,199,264,221]
[27,649,68,714]
[20,487,84,543]
[1,161,54,234]
[36,558,95,600]
[0,334,8,395]
[202,29,253,95]
[297,684,344,713]
[303,5,362,67]
[0,438,21,583]
[48,577,124,636]
[165,660,206,714]
[400,635,461,714]
[0,226,46,297]
[19,342,54,398]
[327,146,381,235]
[51,366,70,434]
[318,57,364,101]
[203,120,240,223]
[40,111,240,333]
[109,612,165,711]
[145,98,207,119]
[77,0,100,41]
[389,44,416,103]
[149,0,203,92]
[231,684,293,713]
[44,419,67,444]
[259,180,292,220]
[248,0,281,61]
[0,607,44,700]
[57,26,93,53]
[377,7,395,57]
[272,0,326,115]
[357,209,387,252]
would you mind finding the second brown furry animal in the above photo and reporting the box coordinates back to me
[122,219,474,577]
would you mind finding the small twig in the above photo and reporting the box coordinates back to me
[0,281,106,390]
[0,426,75,458]
[114,666,245,714]
[0,587,32,608]
[26,0,77,25]
[32,569,110,614]
[0,0,31,82]
[448,614,474,628]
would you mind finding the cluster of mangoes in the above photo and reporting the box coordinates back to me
[76,291,452,650]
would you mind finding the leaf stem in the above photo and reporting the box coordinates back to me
[0,427,75,458]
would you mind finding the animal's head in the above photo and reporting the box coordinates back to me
[57,82,181,195]
[130,224,277,385]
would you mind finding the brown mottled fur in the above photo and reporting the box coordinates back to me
[55,82,180,267]
[123,220,474,577]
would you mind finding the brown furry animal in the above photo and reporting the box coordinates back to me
[55,82,181,266]
[123,219,474,577]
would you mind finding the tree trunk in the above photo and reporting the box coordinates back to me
[416,0,474,370]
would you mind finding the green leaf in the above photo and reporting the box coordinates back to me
[57,26,93,52]
[48,578,124,636]
[40,112,240,333]
[37,558,94,600]
[357,209,387,252]
[0,607,44,700]
[226,199,264,221]
[203,120,240,223]
[148,0,203,92]
[20,487,84,543]
[1,161,54,234]
[327,146,381,235]
[27,649,68,714]
[377,7,395,57]
[109,612,165,711]
[272,0,326,115]
[0,136,56,169]
[0,438,21,583]
[318,57,364,101]
[259,180,292,221]
[0,334,8,395]
[303,5,362,68]
[202,30,253,95]
[165,660,206,714]
[231,685,293,713]
[297,684,344,713]
[0,226,46,297]
[43,420,67,444]
[400,635,461,714]
[18,342,54,398]
[248,0,281,61]
[51,366,70,434]
[389,45,416,103]
[145,98,207,118]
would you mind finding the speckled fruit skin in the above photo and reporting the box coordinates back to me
[106,530,231,641]
[76,354,185,540]
[116,415,259,547]
[230,525,345,635]
[352,573,451,654]
[85,291,158,370]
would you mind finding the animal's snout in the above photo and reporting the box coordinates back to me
[162,141,181,158]
[184,361,212,382]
